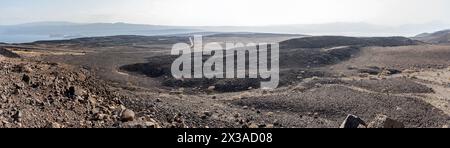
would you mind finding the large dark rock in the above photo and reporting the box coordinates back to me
[340,114,367,128]
[0,47,20,58]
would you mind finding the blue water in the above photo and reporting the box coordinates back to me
[0,35,65,43]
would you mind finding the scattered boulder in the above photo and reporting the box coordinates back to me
[340,114,367,128]
[368,114,405,128]
[121,109,135,122]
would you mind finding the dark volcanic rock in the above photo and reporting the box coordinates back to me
[340,114,367,128]
[231,85,448,128]
[280,36,421,49]
[0,48,20,58]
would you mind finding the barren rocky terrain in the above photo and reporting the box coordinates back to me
[1,34,450,128]
[414,29,450,44]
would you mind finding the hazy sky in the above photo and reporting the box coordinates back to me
[1,0,449,26]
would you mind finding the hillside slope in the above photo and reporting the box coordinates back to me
[413,29,450,44]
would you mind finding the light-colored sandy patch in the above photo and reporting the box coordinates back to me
[13,50,86,57]
[407,68,450,116]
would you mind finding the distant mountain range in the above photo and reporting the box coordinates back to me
[1,21,449,43]
[1,22,200,35]
[413,29,450,44]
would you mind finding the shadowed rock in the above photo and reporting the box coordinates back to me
[340,114,367,128]
[0,47,20,58]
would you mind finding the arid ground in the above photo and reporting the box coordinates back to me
[1,34,449,128]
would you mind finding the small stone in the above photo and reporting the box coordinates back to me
[243,106,249,110]
[266,124,274,128]
[156,98,162,102]
[266,112,274,116]
[121,109,135,122]
[248,123,259,128]
[207,86,215,91]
